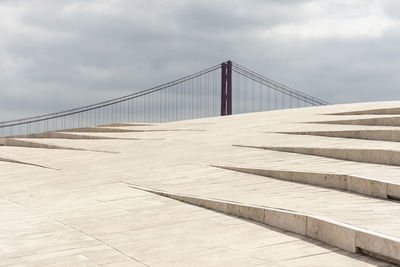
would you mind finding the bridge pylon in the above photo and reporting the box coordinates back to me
[221,60,232,116]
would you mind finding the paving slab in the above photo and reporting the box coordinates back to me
[2,101,400,265]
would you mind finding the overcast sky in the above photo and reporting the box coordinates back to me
[1,0,400,120]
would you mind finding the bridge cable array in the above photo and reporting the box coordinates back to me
[0,60,329,137]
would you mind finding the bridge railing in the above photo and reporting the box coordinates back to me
[0,60,329,137]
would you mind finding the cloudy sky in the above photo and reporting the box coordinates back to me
[1,0,400,120]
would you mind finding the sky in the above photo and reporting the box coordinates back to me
[1,0,400,121]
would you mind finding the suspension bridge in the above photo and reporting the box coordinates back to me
[0,60,329,137]
[3,58,400,265]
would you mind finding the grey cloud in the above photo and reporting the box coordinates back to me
[0,0,399,120]
[174,0,310,34]
[383,0,400,19]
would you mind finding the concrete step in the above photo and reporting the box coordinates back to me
[97,123,152,127]
[314,117,400,127]
[235,145,400,167]
[213,165,400,200]
[9,131,140,140]
[1,137,77,150]
[281,130,400,142]
[0,137,91,151]
[131,184,400,265]
[0,156,54,169]
[59,127,144,133]
[60,127,204,133]
[329,107,400,115]
[0,138,118,154]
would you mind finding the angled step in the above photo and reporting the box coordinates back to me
[314,116,400,127]
[9,131,135,140]
[58,127,141,133]
[281,130,400,142]
[0,156,54,169]
[9,131,160,141]
[97,123,152,127]
[213,165,400,200]
[58,127,204,133]
[0,138,118,154]
[329,107,400,115]
[0,138,84,150]
[235,145,400,167]
[130,184,400,265]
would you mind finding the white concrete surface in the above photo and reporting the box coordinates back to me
[2,101,400,266]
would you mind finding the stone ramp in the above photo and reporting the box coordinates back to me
[2,101,400,265]
[329,107,400,115]
[314,116,400,127]
[0,155,54,169]
[131,184,400,265]
[1,179,386,267]
[9,131,144,140]
[0,137,118,154]
[236,145,400,167]
[212,165,400,200]
[281,129,400,142]
[123,160,400,246]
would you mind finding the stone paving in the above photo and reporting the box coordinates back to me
[2,101,400,266]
